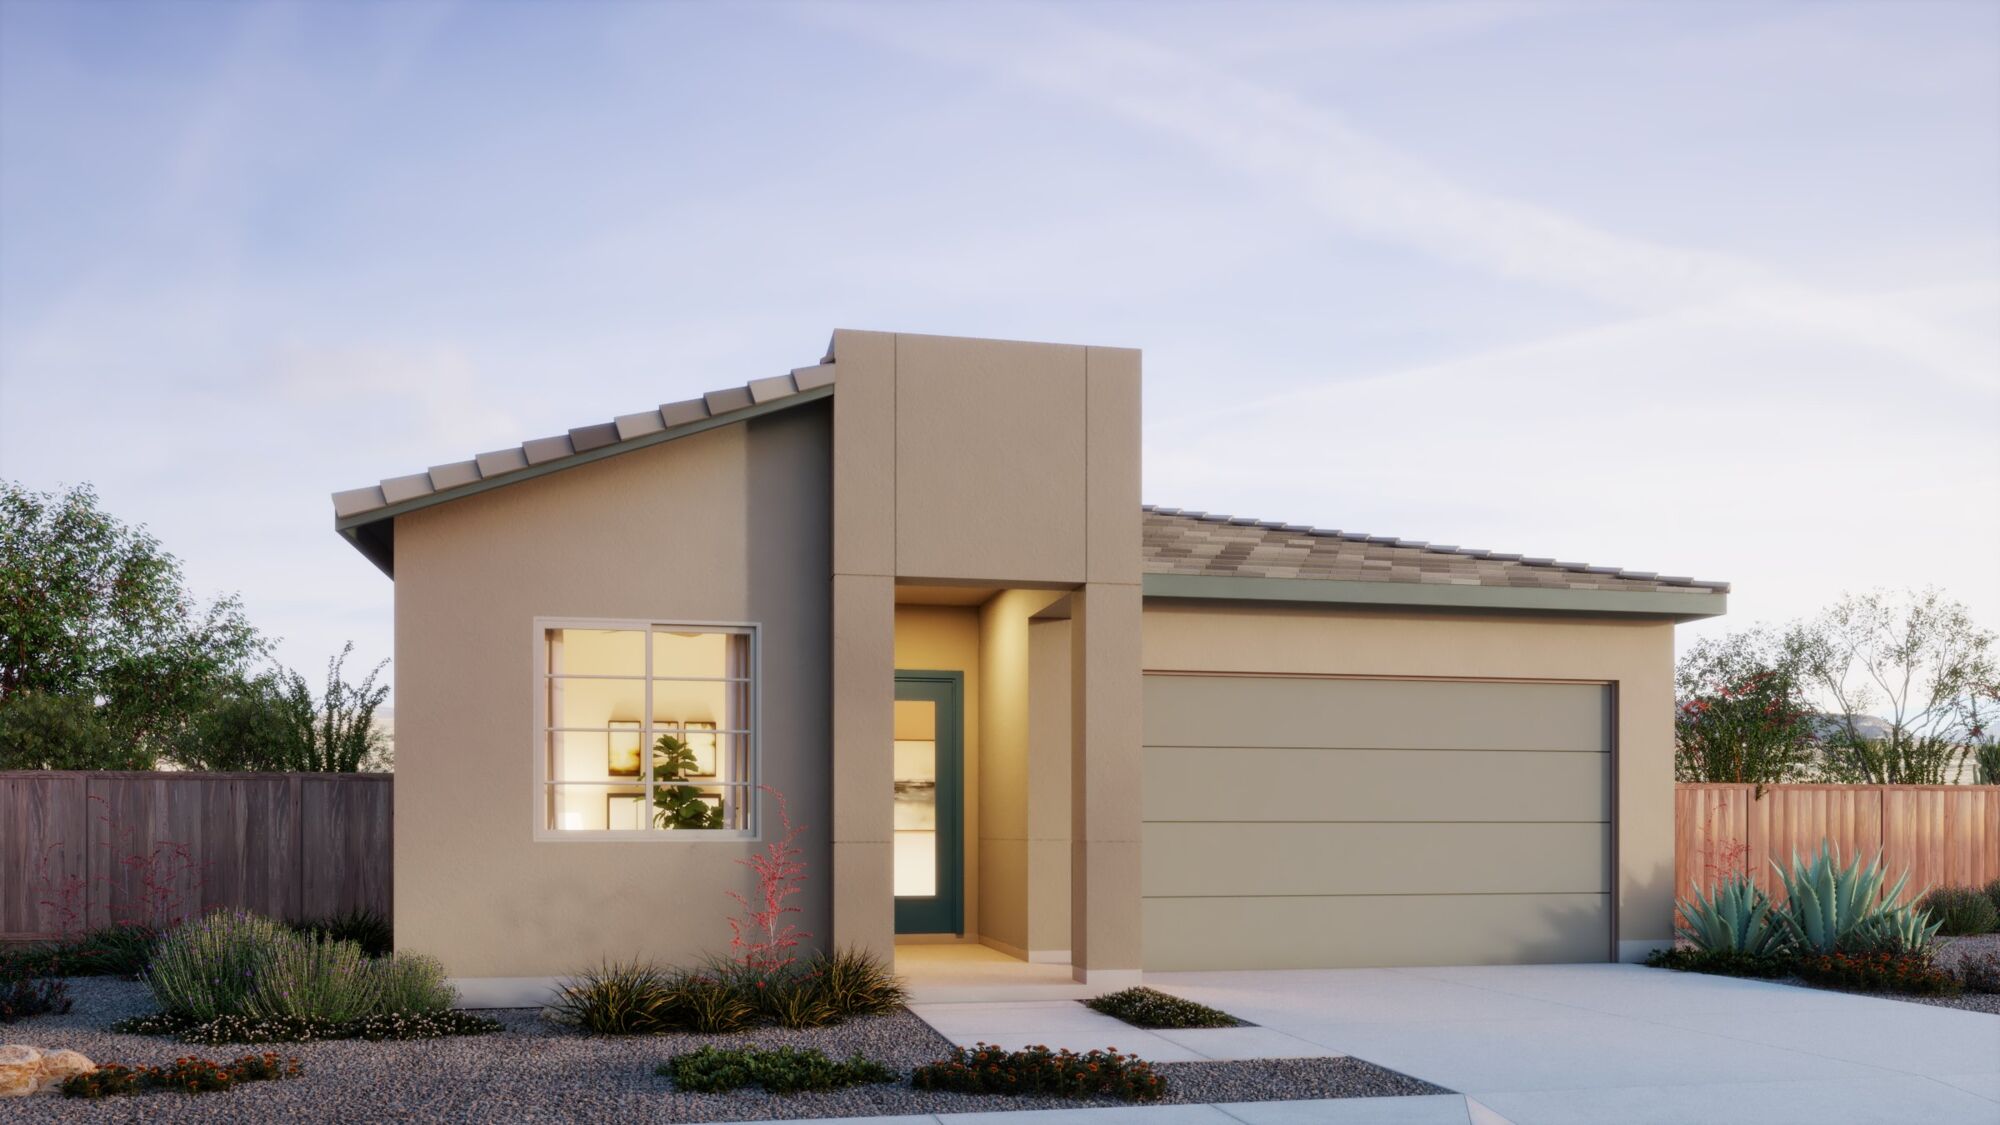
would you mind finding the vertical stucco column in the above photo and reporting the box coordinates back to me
[1617,647,1679,961]
[1070,582,1143,984]
[1071,344,1143,984]
[829,330,897,960]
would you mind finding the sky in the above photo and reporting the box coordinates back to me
[2,0,1996,696]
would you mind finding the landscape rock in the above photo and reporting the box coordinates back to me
[35,1048,95,1093]
[0,1044,43,1098]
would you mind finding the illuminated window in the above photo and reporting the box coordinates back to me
[536,620,755,838]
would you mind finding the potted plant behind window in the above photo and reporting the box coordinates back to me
[653,732,725,829]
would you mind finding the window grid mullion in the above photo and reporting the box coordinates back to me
[643,624,655,832]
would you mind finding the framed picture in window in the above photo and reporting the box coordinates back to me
[682,721,719,778]
[606,792,646,831]
[606,720,643,778]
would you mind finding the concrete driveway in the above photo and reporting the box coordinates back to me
[1150,963,2000,1125]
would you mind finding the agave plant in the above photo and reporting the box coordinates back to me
[1676,873,1787,955]
[1771,841,1932,954]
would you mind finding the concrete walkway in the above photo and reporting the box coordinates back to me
[749,962,1999,1125]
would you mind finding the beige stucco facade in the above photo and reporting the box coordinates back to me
[336,328,1716,1001]
[390,404,832,990]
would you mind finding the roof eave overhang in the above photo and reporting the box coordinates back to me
[332,383,834,579]
[1142,572,1727,621]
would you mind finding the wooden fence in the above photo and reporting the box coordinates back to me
[1676,783,2000,907]
[1,771,391,944]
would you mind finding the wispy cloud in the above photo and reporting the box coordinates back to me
[815,3,1999,394]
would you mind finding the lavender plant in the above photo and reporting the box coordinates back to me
[245,934,380,1022]
[145,910,290,1020]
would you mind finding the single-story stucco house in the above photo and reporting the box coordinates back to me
[331,330,1726,1005]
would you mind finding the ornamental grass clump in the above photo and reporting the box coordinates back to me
[1916,887,1999,936]
[1086,986,1240,1029]
[804,947,907,1018]
[912,1042,1167,1102]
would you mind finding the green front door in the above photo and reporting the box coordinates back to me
[894,671,963,935]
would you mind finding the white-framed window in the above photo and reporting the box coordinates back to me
[534,618,757,840]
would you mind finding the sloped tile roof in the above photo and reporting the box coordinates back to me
[330,361,837,521]
[330,362,1726,598]
[1141,506,1728,593]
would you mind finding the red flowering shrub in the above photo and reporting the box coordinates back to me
[1675,642,1819,786]
[911,1042,1167,1102]
[61,1052,301,1098]
[1795,951,1960,995]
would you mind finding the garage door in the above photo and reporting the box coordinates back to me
[1142,675,1612,970]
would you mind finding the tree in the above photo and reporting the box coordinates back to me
[1674,627,1820,785]
[1792,589,1998,785]
[0,691,151,770]
[1,482,262,756]
[169,643,389,772]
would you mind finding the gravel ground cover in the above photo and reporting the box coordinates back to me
[1,978,1447,1122]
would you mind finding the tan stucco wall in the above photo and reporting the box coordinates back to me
[1141,602,1678,957]
[392,403,831,978]
[973,590,1068,956]
[1025,616,1073,955]
[892,605,982,938]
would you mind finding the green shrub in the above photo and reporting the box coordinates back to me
[912,1042,1167,1102]
[1917,887,1999,936]
[1986,878,2000,919]
[110,1009,500,1044]
[0,924,159,979]
[1795,951,1960,995]
[804,947,907,1019]
[146,910,292,1020]
[292,909,393,958]
[0,973,72,1023]
[660,1045,894,1094]
[1644,947,1797,978]
[1771,842,1939,954]
[1085,986,1240,1029]
[1675,874,1788,955]
[60,1052,300,1098]
[245,934,380,1022]
[1952,950,2000,994]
